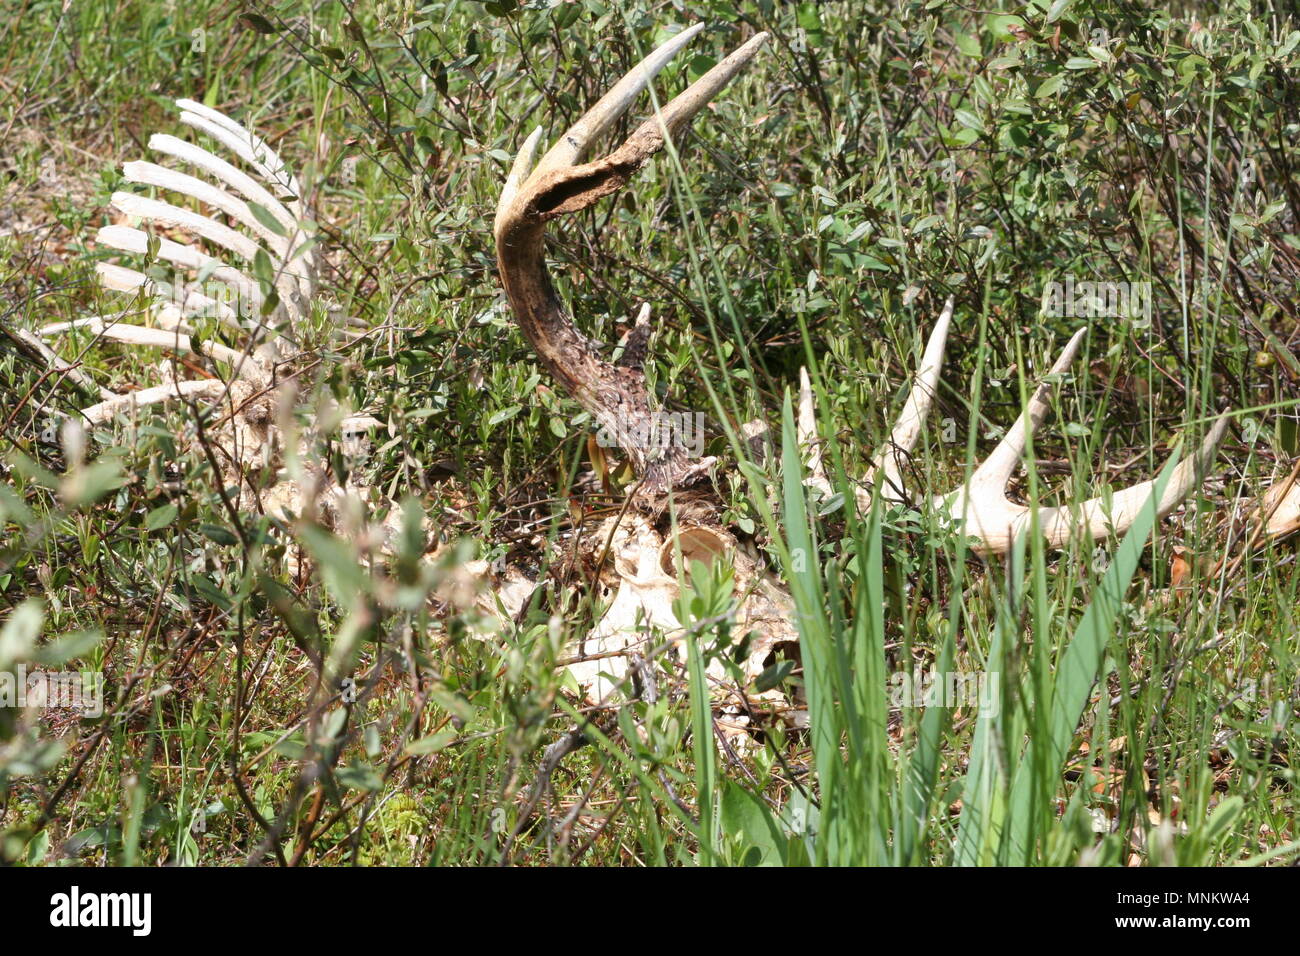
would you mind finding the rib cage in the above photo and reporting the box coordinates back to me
[40,99,379,527]
[42,99,315,420]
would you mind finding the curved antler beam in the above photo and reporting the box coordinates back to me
[495,26,768,497]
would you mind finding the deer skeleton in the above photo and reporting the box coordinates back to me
[39,28,1232,710]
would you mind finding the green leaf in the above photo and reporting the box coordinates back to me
[238,12,276,34]
[145,503,178,531]
[753,659,795,693]
[299,525,367,605]
[272,737,307,760]
[247,201,288,237]
[34,630,103,666]
[252,248,275,290]
[405,729,458,755]
[1035,74,1066,99]
[428,686,475,724]
[190,574,232,612]
[61,461,124,507]
[720,782,787,866]
[64,824,121,854]
[953,108,985,133]
[1046,0,1072,23]
[487,405,521,426]
[796,2,823,33]
[199,524,238,546]
[336,762,383,791]
[1205,796,1244,846]
[1002,453,1183,862]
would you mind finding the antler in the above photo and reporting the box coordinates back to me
[494,24,768,496]
[800,297,1229,555]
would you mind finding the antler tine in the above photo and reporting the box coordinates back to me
[952,414,1229,554]
[797,366,832,497]
[633,31,771,145]
[799,298,953,505]
[800,297,1224,554]
[497,27,769,231]
[528,23,707,183]
[968,327,1088,494]
[495,126,543,235]
[870,296,954,503]
[495,27,767,496]
[495,25,713,226]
